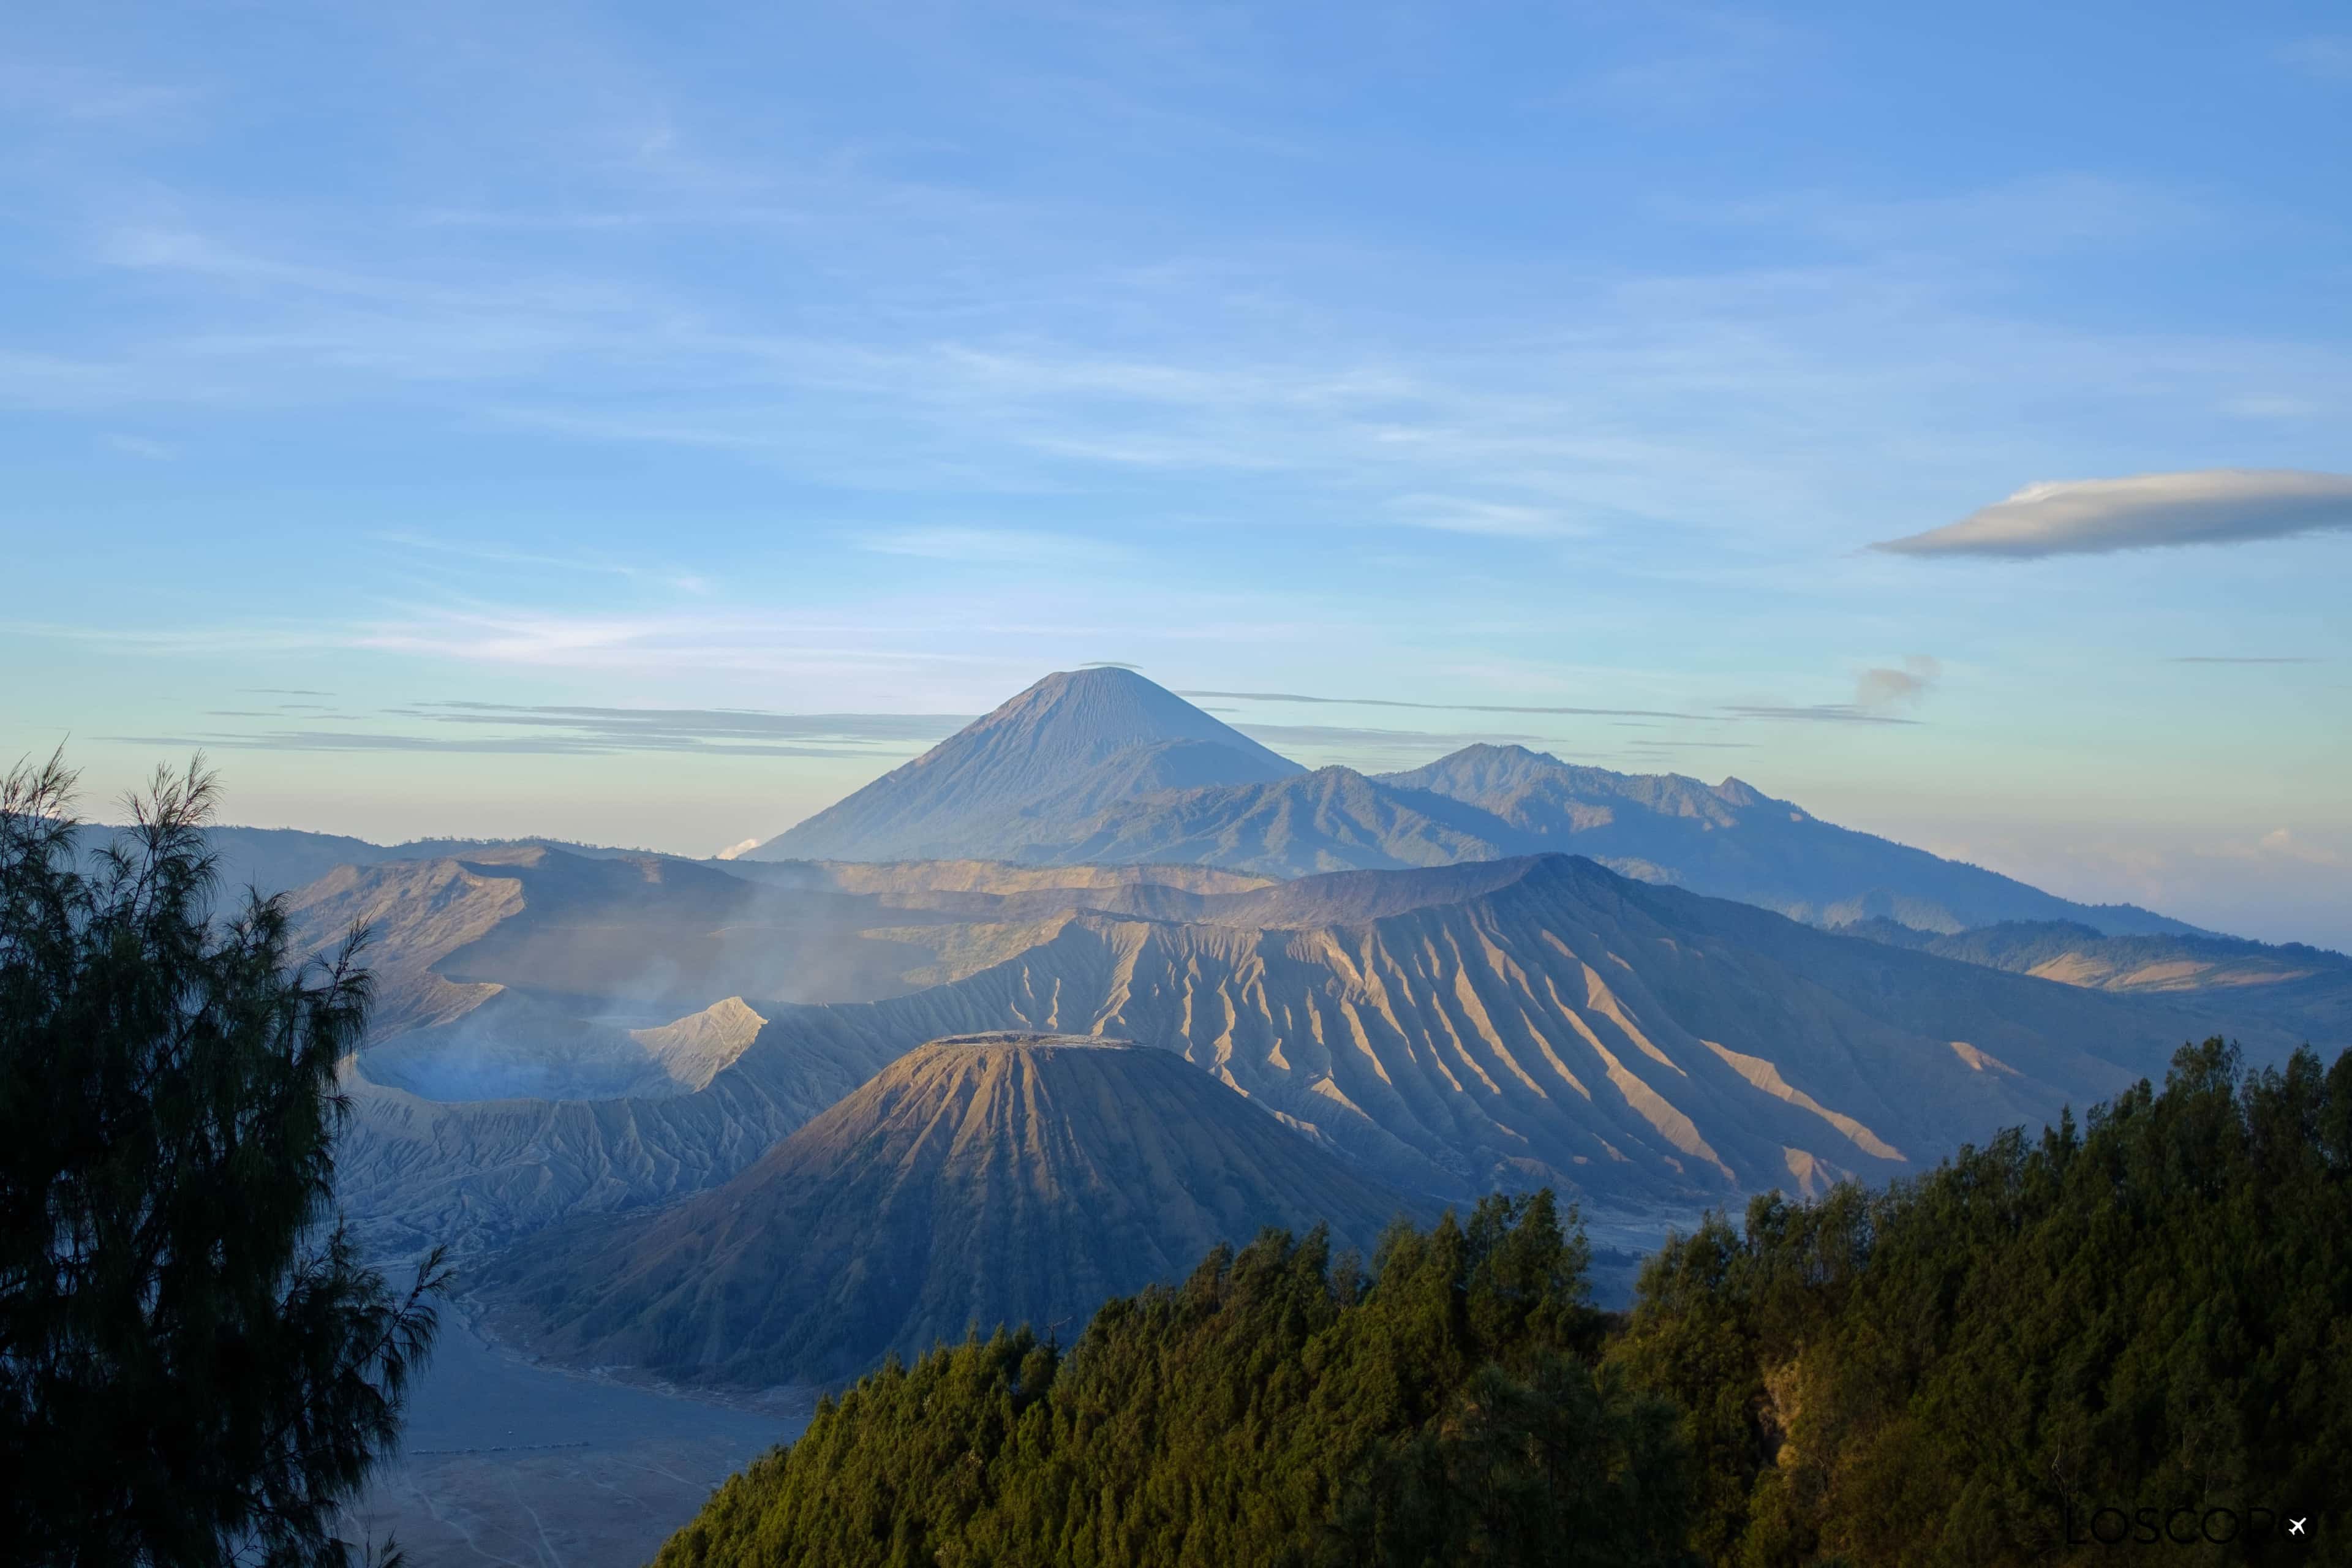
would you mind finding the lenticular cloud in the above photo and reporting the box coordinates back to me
[1873,469,2352,558]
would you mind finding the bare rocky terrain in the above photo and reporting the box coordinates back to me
[326,850,2310,1270]
[477,1033,1429,1385]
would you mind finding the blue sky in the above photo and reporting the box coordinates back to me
[3,1,2347,946]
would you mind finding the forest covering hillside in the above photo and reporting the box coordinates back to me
[652,1040,2349,1567]
[654,1191,1692,1568]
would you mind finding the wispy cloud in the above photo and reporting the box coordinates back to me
[1855,655,1940,712]
[1720,704,1919,726]
[1179,690,1705,720]
[342,604,998,674]
[1873,470,2352,557]
[373,532,710,592]
[2169,655,2324,665]
[1232,723,1551,750]
[397,701,970,745]
[1384,494,1583,538]
[110,700,974,758]
[102,729,875,758]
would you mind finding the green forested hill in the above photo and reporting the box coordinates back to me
[650,1039,2348,1567]
[1614,1038,2350,1565]
[653,1193,1693,1568]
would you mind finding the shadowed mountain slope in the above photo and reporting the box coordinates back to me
[1840,916,2352,1040]
[331,855,2302,1259]
[1050,764,1512,873]
[1381,745,2198,934]
[752,668,1303,863]
[478,1034,1425,1385]
[1040,744,2196,936]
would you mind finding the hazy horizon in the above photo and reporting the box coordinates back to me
[45,664,2350,952]
[6,2,2348,951]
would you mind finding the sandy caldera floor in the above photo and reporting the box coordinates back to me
[342,1303,810,1568]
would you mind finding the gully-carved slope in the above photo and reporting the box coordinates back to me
[334,856,2294,1259]
[479,1034,1423,1385]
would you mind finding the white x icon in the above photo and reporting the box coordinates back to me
[2290,1518,2307,1536]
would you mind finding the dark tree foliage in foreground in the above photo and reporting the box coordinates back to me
[0,754,447,1567]
[657,1192,1694,1568]
[1613,1037,2351,1567]
[655,1039,2347,1567]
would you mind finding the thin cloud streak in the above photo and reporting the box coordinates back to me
[1232,723,1556,750]
[102,729,885,758]
[1720,704,1920,725]
[1180,690,1707,720]
[123,701,982,760]
[401,701,973,744]
[373,532,710,591]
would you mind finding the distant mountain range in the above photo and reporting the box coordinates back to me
[477,1033,1423,1385]
[318,845,2307,1264]
[159,665,2342,1397]
[746,668,2201,938]
[71,822,650,914]
[123,668,2228,945]
[1841,917,2352,1041]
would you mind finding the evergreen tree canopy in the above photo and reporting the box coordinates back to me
[1612,1036,2351,1567]
[0,755,445,1567]
[657,1192,1694,1568]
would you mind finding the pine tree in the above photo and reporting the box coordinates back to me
[0,753,447,1567]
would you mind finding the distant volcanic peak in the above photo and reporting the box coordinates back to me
[980,668,1298,769]
[754,668,1304,862]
